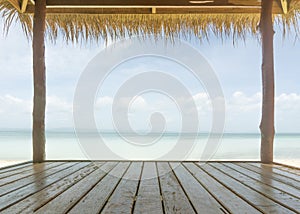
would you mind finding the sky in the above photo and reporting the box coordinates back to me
[0,20,300,133]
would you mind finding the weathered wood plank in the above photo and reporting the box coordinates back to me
[249,163,300,181]
[0,161,298,214]
[275,165,300,176]
[0,162,56,180]
[0,162,32,174]
[0,162,62,186]
[217,163,300,212]
[226,163,300,198]
[34,162,118,213]
[133,162,163,214]
[0,162,84,211]
[101,162,143,213]
[184,163,261,214]
[68,162,130,214]
[170,162,225,214]
[238,163,300,189]
[157,162,195,214]
[0,162,68,197]
[199,163,294,213]
[1,162,104,214]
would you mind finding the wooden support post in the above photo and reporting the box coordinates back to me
[32,0,46,163]
[259,0,275,164]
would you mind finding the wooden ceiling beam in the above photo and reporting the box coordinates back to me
[44,0,233,7]
[10,0,299,14]
[228,0,261,6]
[25,5,283,14]
[22,0,283,14]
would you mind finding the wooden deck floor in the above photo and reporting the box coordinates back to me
[0,161,299,213]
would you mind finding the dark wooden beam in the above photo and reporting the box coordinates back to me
[259,0,275,164]
[228,0,260,6]
[32,0,46,163]
[23,0,284,14]
[44,0,232,7]
[9,0,298,14]
[43,0,293,9]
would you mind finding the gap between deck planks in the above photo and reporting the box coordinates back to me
[0,161,299,214]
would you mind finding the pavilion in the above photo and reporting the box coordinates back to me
[1,1,300,213]
[1,0,300,163]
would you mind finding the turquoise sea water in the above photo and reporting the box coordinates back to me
[0,131,299,162]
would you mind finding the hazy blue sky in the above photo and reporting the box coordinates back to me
[0,20,299,133]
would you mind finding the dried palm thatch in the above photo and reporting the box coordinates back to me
[0,0,299,43]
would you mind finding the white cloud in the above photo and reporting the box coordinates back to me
[102,96,149,112]
[0,94,32,113]
[227,91,262,113]
[192,92,211,113]
[225,92,300,132]
[0,94,73,129]
[47,96,72,113]
[0,92,299,132]
[129,96,147,111]
[95,96,113,108]
[276,93,300,111]
[275,93,300,132]
[0,94,32,128]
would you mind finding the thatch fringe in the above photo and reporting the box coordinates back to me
[1,0,299,44]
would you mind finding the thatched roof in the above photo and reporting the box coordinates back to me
[0,0,299,43]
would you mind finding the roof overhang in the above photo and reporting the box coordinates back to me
[7,0,292,15]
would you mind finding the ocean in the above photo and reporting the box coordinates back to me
[0,131,299,166]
